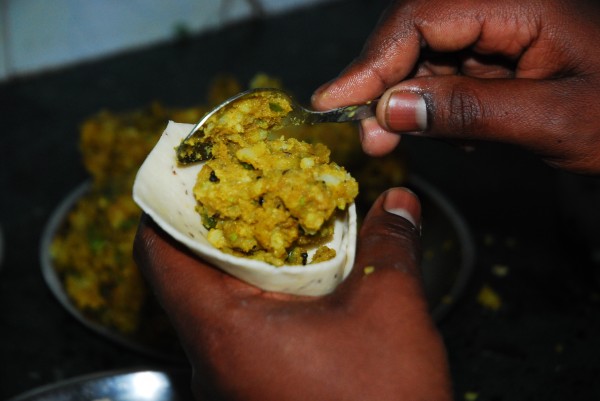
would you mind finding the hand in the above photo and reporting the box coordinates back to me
[312,0,600,174]
[134,188,452,401]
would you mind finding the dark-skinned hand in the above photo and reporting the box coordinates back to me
[312,0,600,175]
[134,188,452,401]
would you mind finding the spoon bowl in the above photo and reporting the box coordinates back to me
[176,88,375,164]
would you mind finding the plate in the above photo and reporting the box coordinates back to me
[7,369,193,401]
[39,182,184,361]
[40,175,474,357]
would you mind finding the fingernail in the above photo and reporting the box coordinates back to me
[385,92,427,132]
[383,188,421,228]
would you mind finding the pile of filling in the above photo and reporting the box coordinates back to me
[182,91,359,266]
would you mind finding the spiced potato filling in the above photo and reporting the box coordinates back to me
[188,91,358,266]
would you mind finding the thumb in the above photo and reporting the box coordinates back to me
[348,187,422,282]
[333,187,430,316]
[376,75,598,171]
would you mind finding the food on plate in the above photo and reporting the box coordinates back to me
[50,103,208,336]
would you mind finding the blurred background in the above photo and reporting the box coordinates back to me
[0,0,331,81]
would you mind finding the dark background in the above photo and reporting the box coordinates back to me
[1,0,599,400]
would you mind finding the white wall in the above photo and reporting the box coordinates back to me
[0,0,332,81]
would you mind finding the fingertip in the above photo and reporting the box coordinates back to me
[312,74,362,110]
[312,64,389,110]
[382,187,422,229]
[347,187,423,284]
[311,80,335,110]
[359,117,401,156]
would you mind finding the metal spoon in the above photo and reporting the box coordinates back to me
[176,88,376,164]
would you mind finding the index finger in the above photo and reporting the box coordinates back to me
[312,0,528,110]
[133,214,243,322]
[312,2,422,109]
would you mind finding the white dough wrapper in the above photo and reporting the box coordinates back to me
[133,121,357,296]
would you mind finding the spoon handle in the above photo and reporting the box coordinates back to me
[301,101,377,124]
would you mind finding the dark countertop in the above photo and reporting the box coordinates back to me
[1,0,599,400]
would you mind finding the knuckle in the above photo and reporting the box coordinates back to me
[446,85,486,135]
[364,213,419,238]
[360,214,421,266]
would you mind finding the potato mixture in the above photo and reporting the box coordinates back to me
[187,91,359,266]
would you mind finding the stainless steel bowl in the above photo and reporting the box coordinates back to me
[7,369,193,401]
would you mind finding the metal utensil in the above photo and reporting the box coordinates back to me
[176,88,376,164]
[7,369,193,401]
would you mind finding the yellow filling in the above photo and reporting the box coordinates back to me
[187,91,358,266]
